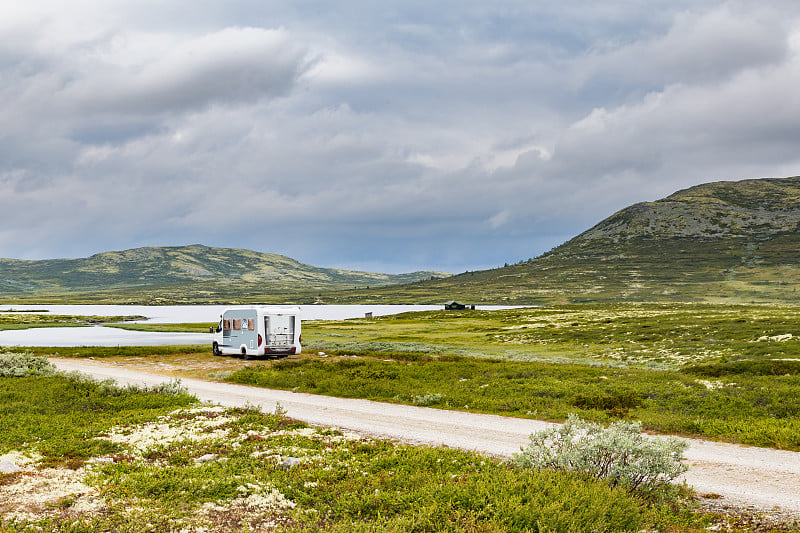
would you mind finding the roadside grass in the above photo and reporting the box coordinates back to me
[0,368,758,533]
[225,355,800,450]
[24,345,209,358]
[0,363,195,468]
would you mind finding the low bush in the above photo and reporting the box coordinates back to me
[572,390,642,411]
[512,414,689,494]
[0,352,56,377]
[683,359,800,377]
[411,392,445,406]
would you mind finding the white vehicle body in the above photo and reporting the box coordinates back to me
[212,306,301,359]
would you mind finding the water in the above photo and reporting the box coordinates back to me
[0,304,523,347]
[0,326,212,347]
[0,304,445,323]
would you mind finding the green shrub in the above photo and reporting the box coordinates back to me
[683,359,800,377]
[57,371,189,397]
[572,390,642,411]
[412,392,445,406]
[0,352,56,377]
[512,414,688,493]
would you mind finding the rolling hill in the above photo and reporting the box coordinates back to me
[324,176,800,305]
[4,176,799,305]
[0,245,449,304]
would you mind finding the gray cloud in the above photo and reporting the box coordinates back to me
[59,27,310,116]
[2,1,800,273]
[578,5,789,91]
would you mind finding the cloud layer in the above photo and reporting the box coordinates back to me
[2,1,800,272]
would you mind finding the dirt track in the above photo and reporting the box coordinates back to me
[51,359,800,519]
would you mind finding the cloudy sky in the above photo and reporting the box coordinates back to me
[2,1,800,273]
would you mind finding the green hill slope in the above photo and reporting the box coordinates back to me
[326,176,800,305]
[0,245,449,304]
[5,177,799,305]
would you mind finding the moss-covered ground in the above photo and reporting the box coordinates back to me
[1,369,791,532]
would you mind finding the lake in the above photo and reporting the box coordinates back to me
[0,304,523,347]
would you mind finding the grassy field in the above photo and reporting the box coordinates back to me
[276,303,800,450]
[302,303,800,367]
[0,360,786,532]
[16,303,800,451]
[0,313,146,331]
[109,322,215,333]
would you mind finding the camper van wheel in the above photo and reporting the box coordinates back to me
[212,342,221,356]
[241,347,250,360]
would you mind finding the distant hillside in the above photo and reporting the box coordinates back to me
[0,245,450,304]
[326,176,800,305]
[5,177,799,305]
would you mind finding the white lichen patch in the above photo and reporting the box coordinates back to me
[194,482,296,531]
[101,406,237,455]
[0,464,103,522]
[756,333,795,342]
[0,451,41,468]
[695,380,736,391]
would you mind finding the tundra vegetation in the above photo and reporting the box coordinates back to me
[0,354,787,532]
[19,303,800,450]
[0,313,145,331]
[225,303,800,451]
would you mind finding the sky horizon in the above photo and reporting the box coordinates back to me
[3,1,800,274]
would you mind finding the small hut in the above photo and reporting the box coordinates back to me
[444,301,466,310]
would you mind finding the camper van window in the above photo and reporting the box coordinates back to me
[223,319,232,331]
[248,318,255,330]
[233,319,242,330]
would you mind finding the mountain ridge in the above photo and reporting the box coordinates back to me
[320,176,800,305]
[0,245,450,303]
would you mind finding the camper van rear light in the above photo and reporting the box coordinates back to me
[258,334,263,346]
[290,347,296,354]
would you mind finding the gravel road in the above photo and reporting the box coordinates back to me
[51,359,800,518]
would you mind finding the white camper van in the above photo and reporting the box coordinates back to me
[212,306,301,359]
